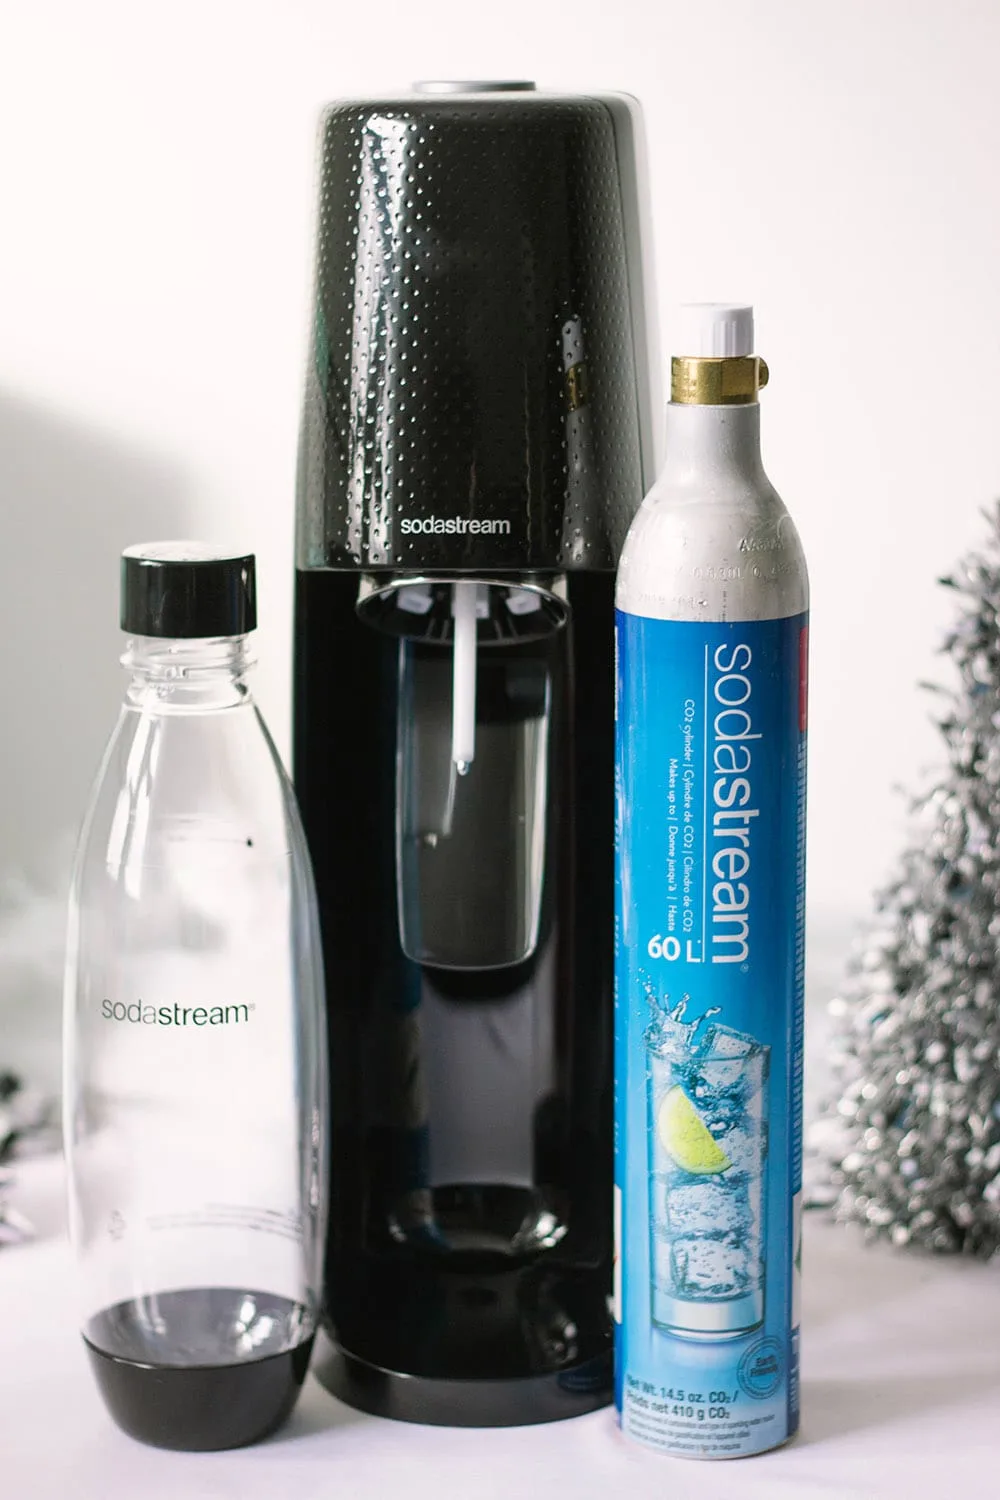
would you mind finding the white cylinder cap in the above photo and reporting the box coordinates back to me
[674,303,754,357]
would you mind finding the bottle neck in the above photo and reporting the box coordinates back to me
[123,635,254,711]
[659,401,766,487]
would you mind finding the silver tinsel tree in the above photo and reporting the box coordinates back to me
[814,504,1000,1254]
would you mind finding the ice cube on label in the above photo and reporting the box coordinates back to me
[701,1024,759,1060]
[669,1235,751,1298]
[651,1231,677,1290]
[722,1124,762,1175]
[650,1174,671,1228]
[698,1025,767,1098]
[645,1017,694,1061]
[665,1179,749,1238]
[691,1077,743,1124]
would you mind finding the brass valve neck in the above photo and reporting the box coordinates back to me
[670,355,769,406]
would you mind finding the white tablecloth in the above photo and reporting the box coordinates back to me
[3,1154,999,1500]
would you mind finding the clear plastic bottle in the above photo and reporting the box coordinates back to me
[63,543,327,1451]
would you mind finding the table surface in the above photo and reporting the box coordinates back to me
[3,1154,1000,1500]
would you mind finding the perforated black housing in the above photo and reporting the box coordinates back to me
[296,89,651,573]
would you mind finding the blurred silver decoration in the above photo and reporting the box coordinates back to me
[0,1070,58,1246]
[810,503,1000,1254]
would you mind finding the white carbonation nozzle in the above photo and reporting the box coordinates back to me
[675,303,754,357]
[451,581,480,775]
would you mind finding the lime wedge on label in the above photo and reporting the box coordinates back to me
[657,1086,731,1175]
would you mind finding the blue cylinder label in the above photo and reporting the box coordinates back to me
[614,610,807,1458]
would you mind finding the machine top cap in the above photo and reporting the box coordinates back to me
[413,80,537,93]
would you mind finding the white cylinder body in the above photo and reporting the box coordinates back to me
[614,396,808,1459]
[616,403,807,626]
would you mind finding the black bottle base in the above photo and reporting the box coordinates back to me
[84,1332,315,1451]
[313,1331,612,1428]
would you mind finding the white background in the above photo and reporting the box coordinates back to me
[2,0,1000,1085]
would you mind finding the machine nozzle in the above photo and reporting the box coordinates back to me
[451,582,479,775]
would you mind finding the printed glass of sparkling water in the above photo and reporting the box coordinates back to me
[647,1022,769,1338]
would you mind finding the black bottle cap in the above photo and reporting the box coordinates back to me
[120,542,257,639]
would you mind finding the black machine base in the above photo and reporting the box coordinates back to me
[312,1331,612,1428]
